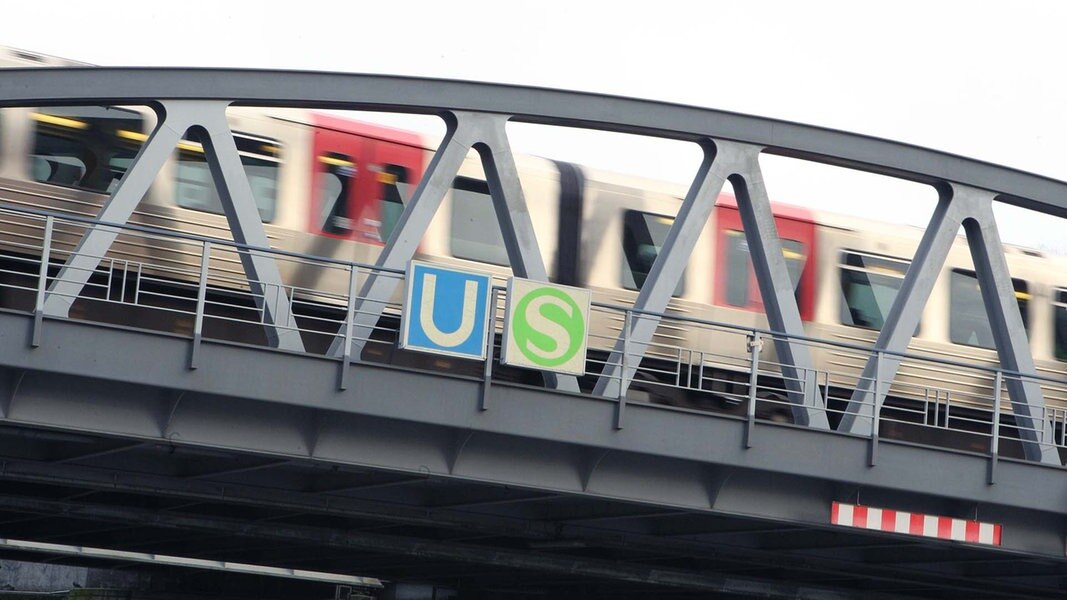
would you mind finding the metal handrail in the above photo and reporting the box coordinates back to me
[0,202,406,276]
[11,198,1049,386]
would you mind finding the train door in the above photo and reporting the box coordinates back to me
[309,123,369,243]
[365,138,423,248]
[309,114,425,261]
[712,199,817,322]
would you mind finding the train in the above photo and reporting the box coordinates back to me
[2,47,1066,453]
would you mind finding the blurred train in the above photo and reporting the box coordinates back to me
[2,47,1067,439]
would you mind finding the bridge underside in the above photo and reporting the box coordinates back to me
[0,426,1063,600]
[0,312,1062,599]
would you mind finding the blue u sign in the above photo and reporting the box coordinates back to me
[400,261,492,360]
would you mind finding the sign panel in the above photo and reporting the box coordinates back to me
[400,261,492,360]
[502,278,591,376]
[831,502,1001,546]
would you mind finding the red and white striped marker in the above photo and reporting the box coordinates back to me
[831,502,1001,546]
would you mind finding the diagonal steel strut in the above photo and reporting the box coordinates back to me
[328,112,578,392]
[41,100,304,352]
[593,141,828,429]
[838,184,1058,464]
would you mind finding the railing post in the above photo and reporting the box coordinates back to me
[133,261,143,305]
[480,287,499,412]
[869,350,883,467]
[804,367,818,420]
[189,241,211,370]
[614,309,631,430]
[1061,408,1066,448]
[989,370,1002,484]
[339,264,359,390]
[744,331,762,449]
[31,216,55,348]
[119,259,129,303]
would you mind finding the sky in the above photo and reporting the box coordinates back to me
[5,0,1067,250]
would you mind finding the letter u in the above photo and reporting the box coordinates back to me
[419,274,479,347]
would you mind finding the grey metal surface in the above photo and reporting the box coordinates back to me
[325,112,577,391]
[4,67,1067,219]
[0,314,1065,599]
[0,422,1061,599]
[962,189,1057,463]
[838,184,1056,464]
[592,141,827,428]
[40,102,184,318]
[2,67,1065,434]
[592,140,720,400]
[837,191,964,435]
[0,494,862,598]
[0,537,379,585]
[39,100,304,351]
[4,203,1062,495]
[2,66,1067,597]
[2,313,1064,530]
[723,143,827,427]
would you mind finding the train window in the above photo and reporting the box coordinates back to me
[174,131,280,223]
[1054,289,1067,361]
[839,251,910,331]
[622,210,684,295]
[316,152,356,235]
[450,176,509,266]
[30,106,144,193]
[949,269,1029,349]
[722,230,805,308]
[378,164,409,243]
[723,230,749,305]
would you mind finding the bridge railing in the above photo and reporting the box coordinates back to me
[0,202,1063,472]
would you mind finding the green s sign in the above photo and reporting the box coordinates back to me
[502,278,591,376]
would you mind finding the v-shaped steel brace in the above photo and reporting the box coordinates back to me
[837,184,1059,465]
[326,112,578,393]
[592,140,829,429]
[41,100,304,352]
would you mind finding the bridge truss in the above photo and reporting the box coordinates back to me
[0,67,1063,598]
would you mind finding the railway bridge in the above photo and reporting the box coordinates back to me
[0,66,1064,599]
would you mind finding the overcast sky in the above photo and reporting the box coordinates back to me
[6,1,1067,250]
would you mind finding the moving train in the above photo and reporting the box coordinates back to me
[2,47,1067,444]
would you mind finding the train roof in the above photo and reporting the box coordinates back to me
[715,194,816,223]
[0,46,89,68]
[310,111,425,148]
[802,201,1057,262]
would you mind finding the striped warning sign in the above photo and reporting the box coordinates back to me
[831,502,1001,546]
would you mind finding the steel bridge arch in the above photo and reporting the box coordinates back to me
[5,66,1064,457]
[0,67,1066,597]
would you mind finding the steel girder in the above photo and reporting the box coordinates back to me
[837,185,1058,464]
[0,493,916,600]
[321,112,578,392]
[0,314,1064,561]
[592,141,828,428]
[40,100,304,352]
[5,68,1067,218]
